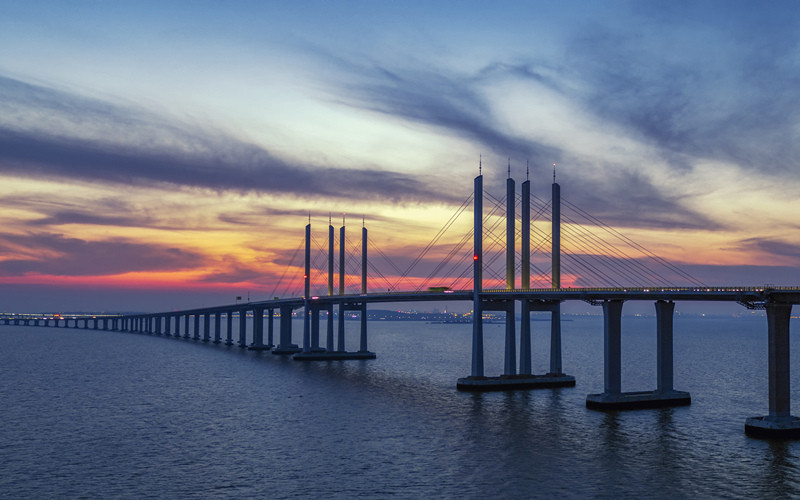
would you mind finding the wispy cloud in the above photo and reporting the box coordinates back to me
[0,76,454,204]
[318,54,723,230]
[564,5,800,176]
[738,237,800,265]
[0,232,206,276]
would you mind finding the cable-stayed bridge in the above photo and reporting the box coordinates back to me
[4,174,800,438]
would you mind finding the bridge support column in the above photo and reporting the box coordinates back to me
[162,316,169,336]
[173,314,180,338]
[225,312,233,345]
[184,315,191,339]
[238,311,247,348]
[213,313,221,344]
[326,305,334,352]
[587,300,690,410]
[746,303,800,438]
[202,314,210,342]
[520,301,531,375]
[311,307,320,351]
[549,304,563,375]
[337,304,346,352]
[267,309,274,348]
[274,305,300,354]
[249,307,269,350]
[193,315,200,340]
[359,303,369,353]
[504,304,516,376]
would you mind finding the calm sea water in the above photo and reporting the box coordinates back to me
[1,314,799,498]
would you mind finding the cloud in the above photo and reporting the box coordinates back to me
[28,211,145,228]
[0,232,207,276]
[738,238,800,264]
[0,76,454,204]
[563,5,800,176]
[320,55,723,231]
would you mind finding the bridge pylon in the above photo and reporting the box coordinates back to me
[458,169,575,391]
[294,219,375,361]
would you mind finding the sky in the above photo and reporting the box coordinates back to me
[1,1,799,313]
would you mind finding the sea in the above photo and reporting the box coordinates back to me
[1,314,799,498]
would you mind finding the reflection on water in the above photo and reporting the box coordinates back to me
[1,317,799,498]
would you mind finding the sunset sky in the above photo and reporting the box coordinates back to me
[1,1,799,313]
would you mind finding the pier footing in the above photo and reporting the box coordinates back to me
[293,351,376,361]
[586,390,691,410]
[456,374,576,392]
[745,416,800,439]
[248,344,272,351]
[271,344,301,355]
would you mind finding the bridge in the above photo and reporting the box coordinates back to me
[3,173,800,439]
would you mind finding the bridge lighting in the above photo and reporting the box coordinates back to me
[474,254,479,261]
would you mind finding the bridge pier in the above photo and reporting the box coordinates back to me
[586,300,690,410]
[745,302,800,438]
[193,314,200,340]
[202,314,210,342]
[337,303,346,352]
[295,301,374,360]
[249,307,270,350]
[225,312,233,345]
[213,313,221,344]
[238,310,247,348]
[273,305,300,354]
[325,304,334,352]
[183,314,191,339]
[458,298,575,391]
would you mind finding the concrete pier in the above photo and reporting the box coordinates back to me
[249,307,270,350]
[586,300,690,410]
[213,313,221,344]
[745,303,800,438]
[295,301,375,360]
[238,311,247,347]
[225,312,233,345]
[273,305,300,354]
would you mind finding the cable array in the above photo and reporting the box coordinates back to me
[271,180,706,296]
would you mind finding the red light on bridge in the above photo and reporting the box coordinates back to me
[473,255,479,261]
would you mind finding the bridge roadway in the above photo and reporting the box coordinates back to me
[3,285,800,438]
